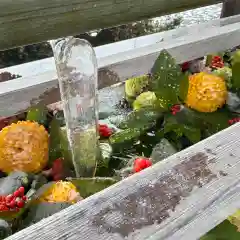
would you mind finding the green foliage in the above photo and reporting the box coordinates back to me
[213,67,233,89]
[232,62,240,90]
[22,202,72,228]
[125,75,149,100]
[150,50,183,107]
[109,128,142,145]
[150,138,177,163]
[118,109,161,129]
[133,91,159,110]
[48,118,62,165]
[178,73,189,101]
[182,125,201,144]
[163,114,201,144]
[201,220,240,240]
[231,50,240,90]
[206,54,214,66]
[26,105,48,126]
[175,107,230,135]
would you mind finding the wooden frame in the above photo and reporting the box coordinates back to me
[1,14,240,117]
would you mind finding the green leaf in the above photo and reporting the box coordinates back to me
[150,50,182,106]
[21,202,71,228]
[150,138,177,164]
[109,128,142,145]
[118,109,161,130]
[26,105,48,125]
[164,114,183,137]
[232,62,240,89]
[48,118,62,165]
[68,177,118,198]
[182,125,201,144]
[201,220,240,240]
[176,107,229,134]
[206,54,213,66]
[178,73,189,101]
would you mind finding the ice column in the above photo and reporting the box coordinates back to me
[50,37,98,177]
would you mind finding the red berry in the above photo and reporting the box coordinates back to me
[9,200,16,209]
[16,200,25,208]
[0,204,9,211]
[52,158,64,181]
[133,157,152,173]
[0,196,5,202]
[18,187,25,196]
[22,196,27,201]
[181,62,190,71]
[5,194,14,203]
[233,118,239,123]
[99,124,113,137]
[13,190,20,198]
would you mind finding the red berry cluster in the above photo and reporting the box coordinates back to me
[0,116,15,131]
[133,157,152,173]
[211,56,224,69]
[181,62,190,72]
[171,104,181,115]
[0,187,27,212]
[228,118,240,125]
[98,124,113,138]
[52,158,64,181]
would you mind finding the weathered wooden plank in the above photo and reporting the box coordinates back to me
[1,16,240,117]
[3,13,240,78]
[6,123,240,240]
[0,0,221,50]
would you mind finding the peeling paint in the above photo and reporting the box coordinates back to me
[92,152,217,237]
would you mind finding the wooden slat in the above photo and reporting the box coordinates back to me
[6,123,240,240]
[3,13,240,77]
[0,0,221,50]
[1,15,240,117]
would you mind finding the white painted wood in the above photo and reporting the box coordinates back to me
[1,15,240,117]
[6,123,240,240]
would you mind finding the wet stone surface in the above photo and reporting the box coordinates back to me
[92,152,217,237]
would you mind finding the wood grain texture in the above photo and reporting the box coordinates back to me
[3,13,240,77]
[1,15,240,117]
[6,123,240,240]
[0,0,221,50]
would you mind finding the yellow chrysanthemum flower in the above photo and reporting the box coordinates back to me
[185,72,227,112]
[0,121,49,173]
[38,181,80,204]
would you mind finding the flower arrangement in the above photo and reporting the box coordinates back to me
[0,49,240,239]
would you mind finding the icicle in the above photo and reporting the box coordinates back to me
[50,37,98,177]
